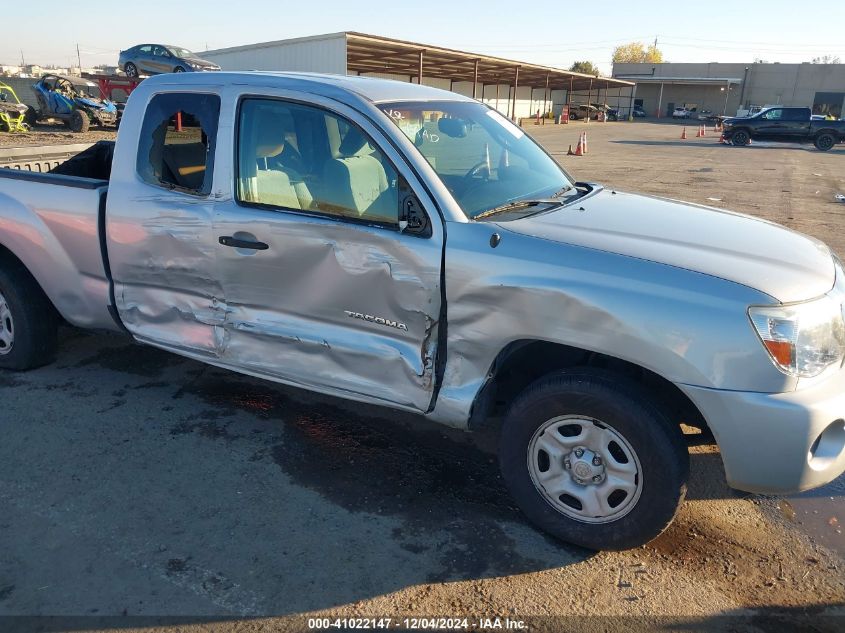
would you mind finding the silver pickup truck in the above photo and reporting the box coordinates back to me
[2,72,844,550]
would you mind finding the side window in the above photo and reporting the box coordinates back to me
[763,109,783,120]
[136,92,221,195]
[237,98,400,226]
[139,45,152,54]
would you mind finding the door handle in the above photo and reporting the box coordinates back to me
[219,236,269,250]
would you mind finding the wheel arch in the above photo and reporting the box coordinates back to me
[469,339,710,438]
[0,242,61,322]
[814,128,841,139]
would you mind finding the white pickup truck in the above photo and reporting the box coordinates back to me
[2,72,845,550]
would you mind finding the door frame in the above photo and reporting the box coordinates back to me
[209,85,449,412]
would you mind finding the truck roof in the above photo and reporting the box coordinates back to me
[139,71,475,105]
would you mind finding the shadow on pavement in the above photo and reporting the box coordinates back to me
[0,331,591,617]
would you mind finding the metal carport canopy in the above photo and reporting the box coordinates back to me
[345,32,634,93]
[613,76,743,86]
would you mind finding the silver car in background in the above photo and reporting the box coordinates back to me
[118,44,220,77]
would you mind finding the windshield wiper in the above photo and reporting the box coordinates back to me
[550,185,575,198]
[473,198,561,220]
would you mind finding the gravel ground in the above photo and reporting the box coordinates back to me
[0,122,116,148]
[0,119,843,632]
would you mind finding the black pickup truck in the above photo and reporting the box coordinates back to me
[721,106,844,150]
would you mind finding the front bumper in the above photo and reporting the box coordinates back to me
[680,370,845,494]
[94,111,118,126]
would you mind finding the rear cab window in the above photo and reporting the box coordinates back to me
[136,92,221,195]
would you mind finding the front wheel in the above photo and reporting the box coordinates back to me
[69,109,89,133]
[814,133,835,151]
[499,370,689,550]
[731,129,751,146]
[173,66,186,73]
[24,106,38,127]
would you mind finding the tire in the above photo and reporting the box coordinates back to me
[499,369,689,550]
[173,66,186,73]
[814,133,835,151]
[124,62,138,77]
[24,106,38,127]
[69,109,89,133]
[0,259,58,370]
[731,129,751,146]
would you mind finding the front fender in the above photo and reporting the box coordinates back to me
[428,222,793,428]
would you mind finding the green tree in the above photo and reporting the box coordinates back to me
[569,61,600,76]
[811,55,841,64]
[612,42,664,64]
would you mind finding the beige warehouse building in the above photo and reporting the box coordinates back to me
[613,62,845,118]
[201,32,633,120]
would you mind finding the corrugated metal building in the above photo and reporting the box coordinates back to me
[614,62,845,118]
[202,32,634,120]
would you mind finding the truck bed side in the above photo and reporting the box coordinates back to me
[0,168,118,331]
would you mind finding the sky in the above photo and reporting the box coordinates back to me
[7,0,845,75]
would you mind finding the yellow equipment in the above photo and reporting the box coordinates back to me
[0,82,31,132]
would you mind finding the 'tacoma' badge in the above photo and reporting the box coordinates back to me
[344,310,408,331]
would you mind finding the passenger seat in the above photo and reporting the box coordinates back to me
[322,127,391,217]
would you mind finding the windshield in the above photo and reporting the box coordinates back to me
[378,100,574,219]
[168,47,194,58]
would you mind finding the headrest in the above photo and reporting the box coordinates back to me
[338,126,369,157]
[252,107,288,158]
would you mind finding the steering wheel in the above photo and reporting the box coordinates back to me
[463,160,491,184]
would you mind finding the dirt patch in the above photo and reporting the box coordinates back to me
[0,123,115,147]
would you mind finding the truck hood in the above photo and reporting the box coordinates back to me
[499,189,835,303]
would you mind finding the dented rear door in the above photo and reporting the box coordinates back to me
[211,91,444,412]
[107,88,226,358]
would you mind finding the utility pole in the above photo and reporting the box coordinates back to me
[20,49,25,68]
[76,44,82,74]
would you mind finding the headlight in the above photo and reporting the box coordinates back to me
[749,296,845,378]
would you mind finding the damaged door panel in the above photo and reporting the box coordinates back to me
[213,95,442,411]
[214,209,441,410]
[107,90,224,357]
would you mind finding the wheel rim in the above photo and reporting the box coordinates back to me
[126,64,137,76]
[527,415,643,524]
[819,136,834,150]
[735,132,749,144]
[0,290,14,355]
[174,67,185,73]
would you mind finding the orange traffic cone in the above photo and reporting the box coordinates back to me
[718,133,725,144]
[567,144,575,156]
[574,135,584,156]
[695,125,702,138]
[701,124,707,137]
[582,131,588,154]
[681,127,687,139]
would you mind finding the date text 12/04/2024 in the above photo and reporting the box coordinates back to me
[307,617,527,630]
